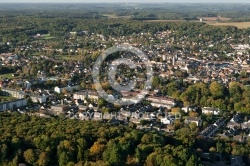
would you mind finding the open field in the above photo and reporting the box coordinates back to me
[208,22,250,29]
[42,36,54,40]
[144,17,230,23]
[144,20,187,22]
[55,55,85,61]
[0,73,18,79]
[41,34,54,40]
[198,16,231,22]
[103,14,131,19]
[144,17,250,29]
[0,96,17,102]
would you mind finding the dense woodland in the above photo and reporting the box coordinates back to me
[152,78,250,114]
[0,113,203,166]
[1,113,250,166]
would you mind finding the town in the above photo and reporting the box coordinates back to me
[0,2,250,166]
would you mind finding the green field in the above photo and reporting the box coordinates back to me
[55,55,85,61]
[103,14,131,19]
[0,96,17,102]
[208,22,250,29]
[0,73,18,79]
[41,34,54,40]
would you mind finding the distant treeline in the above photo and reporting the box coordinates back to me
[0,3,250,21]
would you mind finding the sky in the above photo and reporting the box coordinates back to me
[0,0,249,3]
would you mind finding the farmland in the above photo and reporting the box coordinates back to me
[103,14,131,19]
[208,22,250,29]
[197,16,231,22]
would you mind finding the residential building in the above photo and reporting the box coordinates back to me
[50,105,70,115]
[73,91,87,100]
[30,94,47,103]
[160,118,173,125]
[1,88,25,98]
[182,106,197,113]
[0,98,27,111]
[147,96,176,109]
[185,117,202,126]
[54,85,79,93]
[202,107,220,115]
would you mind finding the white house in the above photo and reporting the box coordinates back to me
[182,106,197,113]
[202,107,220,115]
[54,85,79,93]
[1,88,25,98]
[160,118,173,125]
[30,94,47,103]
[73,91,88,100]
[147,96,176,109]
[0,98,27,111]
[88,91,99,101]
[185,117,202,126]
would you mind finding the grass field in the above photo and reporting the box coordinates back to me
[198,16,231,22]
[144,18,250,29]
[207,22,250,29]
[55,55,85,61]
[144,20,187,22]
[103,14,131,19]
[0,96,17,102]
[0,73,18,79]
[41,34,54,40]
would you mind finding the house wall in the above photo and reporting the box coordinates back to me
[0,99,27,111]
[161,118,171,124]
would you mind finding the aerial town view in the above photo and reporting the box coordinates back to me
[0,0,250,166]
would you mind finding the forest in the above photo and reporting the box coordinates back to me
[152,78,250,114]
[0,113,204,166]
[1,112,250,166]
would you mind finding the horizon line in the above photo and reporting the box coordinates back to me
[0,2,250,4]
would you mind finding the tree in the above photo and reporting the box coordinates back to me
[12,155,20,166]
[209,147,216,162]
[185,155,201,166]
[175,128,195,147]
[23,149,36,165]
[103,141,124,165]
[152,76,160,89]
[189,111,198,117]
[189,122,197,132]
[89,139,106,161]
[59,152,70,166]
[167,81,179,96]
[0,143,8,163]
[77,138,88,162]
[27,97,34,106]
[229,82,243,103]
[37,152,50,166]
[98,98,106,108]
[216,142,224,153]
[171,107,181,113]
[210,81,224,99]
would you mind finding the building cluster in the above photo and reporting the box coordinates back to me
[0,30,249,146]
